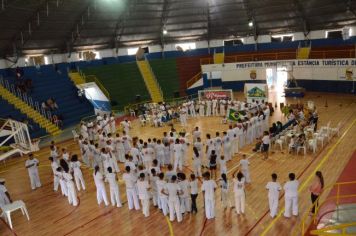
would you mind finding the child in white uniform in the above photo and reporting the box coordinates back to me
[266,173,281,218]
[222,132,232,161]
[136,173,151,217]
[105,167,122,208]
[70,155,86,191]
[93,166,109,206]
[284,173,299,218]
[25,153,41,190]
[233,171,245,215]
[192,147,202,177]
[239,155,251,183]
[201,172,217,219]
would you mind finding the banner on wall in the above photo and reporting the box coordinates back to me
[202,59,356,81]
[198,89,233,100]
[244,83,268,103]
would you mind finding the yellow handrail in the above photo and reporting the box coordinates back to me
[293,180,356,236]
[310,222,356,235]
[82,74,111,100]
[186,72,202,88]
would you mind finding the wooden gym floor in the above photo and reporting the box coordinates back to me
[0,91,355,236]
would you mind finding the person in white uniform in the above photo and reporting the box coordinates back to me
[214,132,222,159]
[219,173,231,209]
[56,167,68,197]
[105,167,122,208]
[25,153,41,190]
[93,166,109,206]
[192,147,202,177]
[233,171,245,215]
[162,175,183,222]
[136,173,151,217]
[212,99,218,116]
[239,155,251,183]
[206,99,212,116]
[266,173,281,218]
[222,132,232,161]
[173,139,183,172]
[201,172,217,219]
[70,155,86,191]
[205,134,214,168]
[284,173,299,218]
[0,179,12,208]
[60,160,78,206]
[192,127,201,143]
[199,100,205,116]
[121,120,131,136]
[110,113,116,134]
[123,166,140,210]
[49,156,59,192]
[178,173,191,214]
[156,173,168,216]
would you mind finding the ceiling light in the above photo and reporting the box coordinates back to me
[248,21,253,27]
[163,29,168,35]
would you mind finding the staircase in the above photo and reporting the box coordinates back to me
[0,85,61,136]
[297,47,311,59]
[68,72,86,85]
[136,60,163,103]
[214,52,225,64]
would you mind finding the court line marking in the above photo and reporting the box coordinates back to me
[260,118,356,236]
[165,216,175,236]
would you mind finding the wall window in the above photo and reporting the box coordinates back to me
[224,39,244,46]
[271,34,294,43]
[325,30,343,39]
[127,47,139,55]
[175,42,196,51]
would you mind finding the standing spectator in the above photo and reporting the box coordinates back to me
[309,171,324,214]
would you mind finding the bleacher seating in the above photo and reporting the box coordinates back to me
[3,66,94,128]
[82,63,150,109]
[0,97,47,138]
[149,58,180,99]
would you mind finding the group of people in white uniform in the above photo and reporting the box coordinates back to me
[15,97,304,226]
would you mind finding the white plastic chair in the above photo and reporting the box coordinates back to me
[330,122,341,137]
[308,139,317,154]
[297,144,306,156]
[320,121,331,133]
[275,136,285,151]
[316,133,326,148]
[1,200,30,229]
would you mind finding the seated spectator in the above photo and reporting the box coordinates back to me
[52,114,63,128]
[24,78,33,93]
[41,101,49,110]
[47,98,58,110]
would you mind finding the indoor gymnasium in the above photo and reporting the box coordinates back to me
[0,0,355,235]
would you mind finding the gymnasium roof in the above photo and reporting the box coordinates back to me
[0,0,355,57]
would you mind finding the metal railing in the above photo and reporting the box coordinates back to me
[80,71,111,100]
[186,72,202,88]
[0,77,56,126]
[137,56,164,101]
[292,181,356,236]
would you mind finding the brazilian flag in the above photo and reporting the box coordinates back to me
[228,109,245,121]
